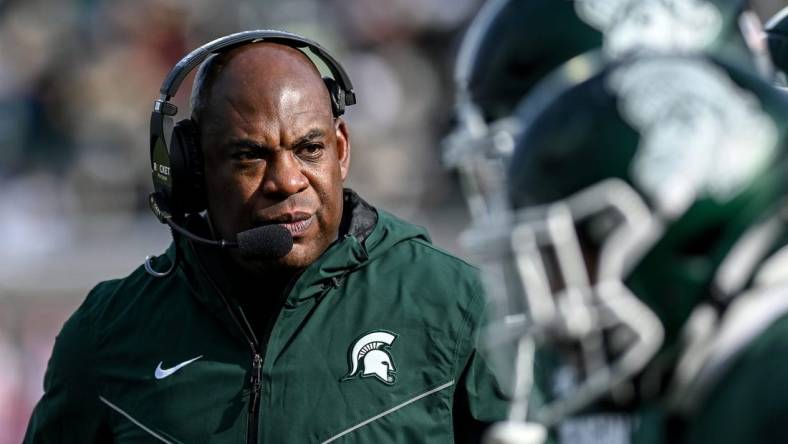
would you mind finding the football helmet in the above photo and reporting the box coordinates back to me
[465,52,788,435]
[444,0,769,225]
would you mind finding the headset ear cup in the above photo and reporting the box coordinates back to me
[323,76,345,117]
[169,119,206,214]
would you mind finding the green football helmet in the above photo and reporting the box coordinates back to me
[466,52,788,435]
[444,0,770,224]
[456,0,765,123]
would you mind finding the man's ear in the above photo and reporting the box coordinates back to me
[335,118,351,180]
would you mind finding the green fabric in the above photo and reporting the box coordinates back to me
[24,201,507,443]
[682,313,788,444]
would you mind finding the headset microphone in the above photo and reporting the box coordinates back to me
[149,192,293,258]
[236,225,294,259]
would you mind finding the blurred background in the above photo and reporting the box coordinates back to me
[0,0,786,440]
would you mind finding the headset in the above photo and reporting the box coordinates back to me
[148,29,357,241]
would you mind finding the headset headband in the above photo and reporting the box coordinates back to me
[156,28,356,106]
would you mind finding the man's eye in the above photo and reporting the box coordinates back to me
[232,151,260,161]
[298,144,324,159]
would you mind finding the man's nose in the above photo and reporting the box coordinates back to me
[261,152,309,197]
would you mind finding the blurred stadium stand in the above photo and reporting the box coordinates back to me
[0,0,786,441]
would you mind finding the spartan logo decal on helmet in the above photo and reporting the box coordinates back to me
[343,331,398,385]
[575,0,723,55]
[607,58,778,216]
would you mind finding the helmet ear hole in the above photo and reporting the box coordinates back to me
[169,118,206,214]
[676,221,726,258]
[324,76,345,117]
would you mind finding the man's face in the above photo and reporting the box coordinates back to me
[199,44,350,272]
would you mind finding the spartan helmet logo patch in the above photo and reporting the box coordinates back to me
[342,331,398,385]
[575,0,723,56]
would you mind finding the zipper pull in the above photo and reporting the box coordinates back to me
[250,353,263,399]
[248,353,263,444]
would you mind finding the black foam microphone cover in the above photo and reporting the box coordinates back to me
[236,225,294,259]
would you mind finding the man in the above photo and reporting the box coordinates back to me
[24,34,506,443]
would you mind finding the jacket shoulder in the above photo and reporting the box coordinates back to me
[370,215,487,329]
[73,252,180,342]
[374,209,482,282]
[23,257,173,442]
[79,262,160,315]
[409,237,480,274]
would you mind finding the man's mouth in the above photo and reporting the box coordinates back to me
[273,214,314,237]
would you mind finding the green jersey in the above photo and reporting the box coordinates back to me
[537,285,788,444]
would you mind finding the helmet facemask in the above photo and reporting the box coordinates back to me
[443,100,521,223]
[465,179,665,426]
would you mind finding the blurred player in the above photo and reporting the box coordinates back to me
[475,51,788,443]
[446,1,788,443]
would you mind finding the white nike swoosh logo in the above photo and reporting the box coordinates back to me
[154,355,203,380]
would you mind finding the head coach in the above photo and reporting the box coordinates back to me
[23,30,507,443]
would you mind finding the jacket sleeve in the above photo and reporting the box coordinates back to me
[452,276,510,443]
[23,288,110,443]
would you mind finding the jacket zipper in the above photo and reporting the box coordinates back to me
[188,245,265,444]
[192,254,314,443]
[188,241,348,443]
[247,352,263,444]
[203,276,263,444]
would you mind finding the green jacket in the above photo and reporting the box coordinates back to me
[24,192,507,443]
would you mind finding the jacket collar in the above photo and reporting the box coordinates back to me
[173,189,378,312]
